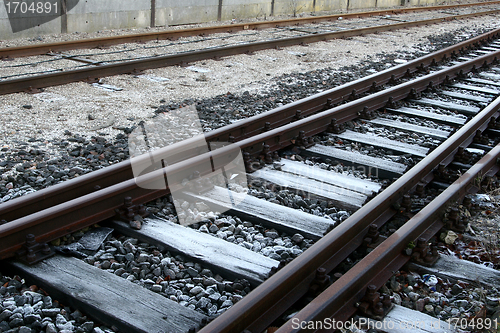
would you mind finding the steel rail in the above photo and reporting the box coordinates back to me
[0,28,499,226]
[0,49,498,262]
[1,10,500,95]
[276,139,500,333]
[1,2,499,59]
[198,88,500,333]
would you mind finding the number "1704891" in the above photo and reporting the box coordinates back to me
[5,1,58,14]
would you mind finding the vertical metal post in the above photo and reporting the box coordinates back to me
[313,0,316,12]
[61,0,67,33]
[151,0,156,27]
[218,0,223,21]
[271,0,275,16]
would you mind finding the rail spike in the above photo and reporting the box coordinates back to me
[356,284,392,320]
[26,86,44,94]
[116,196,149,230]
[294,110,303,121]
[443,207,466,232]
[453,146,472,164]
[362,224,380,248]
[408,88,421,100]
[243,151,261,173]
[323,98,334,110]
[369,81,380,92]
[359,106,375,120]
[416,63,427,73]
[327,118,345,134]
[15,234,54,265]
[294,131,315,149]
[433,163,452,183]
[410,237,439,266]
[426,81,436,92]
[308,267,330,296]
[262,122,271,132]
[385,96,401,109]
[260,144,275,164]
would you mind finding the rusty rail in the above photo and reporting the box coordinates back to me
[1,1,499,59]
[276,138,500,333]
[1,10,500,95]
[198,90,500,333]
[1,27,499,226]
[0,47,498,261]
[0,24,499,333]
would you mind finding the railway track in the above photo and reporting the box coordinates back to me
[1,4,500,95]
[1,1,499,60]
[2,26,500,333]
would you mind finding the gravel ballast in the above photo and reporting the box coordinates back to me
[2,12,500,331]
[0,14,499,144]
[0,273,115,333]
[1,20,500,202]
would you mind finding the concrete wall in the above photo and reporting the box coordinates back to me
[221,0,271,21]
[274,0,314,16]
[67,0,151,33]
[0,0,461,39]
[348,0,377,10]
[155,0,220,26]
[407,0,438,6]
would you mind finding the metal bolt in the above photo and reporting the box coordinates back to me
[325,98,333,109]
[367,224,379,242]
[416,238,426,250]
[367,284,377,295]
[27,248,36,262]
[449,207,459,222]
[349,89,357,100]
[262,144,273,164]
[416,183,425,197]
[462,196,472,209]
[401,194,412,209]
[26,234,36,247]
[315,267,326,281]
[295,109,303,120]
[42,243,51,255]
[374,302,384,316]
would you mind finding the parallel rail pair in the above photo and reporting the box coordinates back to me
[1,27,499,262]
[1,5,500,95]
[1,26,500,333]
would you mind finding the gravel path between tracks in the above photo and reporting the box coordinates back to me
[1,5,496,81]
[0,12,499,145]
[0,1,491,46]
